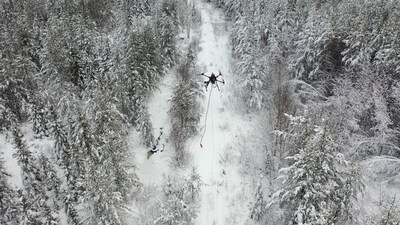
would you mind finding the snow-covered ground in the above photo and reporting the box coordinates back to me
[0,124,54,189]
[0,133,22,187]
[133,69,176,185]
[136,2,254,224]
[189,3,252,224]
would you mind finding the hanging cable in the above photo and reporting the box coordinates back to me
[200,87,213,148]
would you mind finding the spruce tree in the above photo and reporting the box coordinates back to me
[170,62,202,166]
[155,0,180,66]
[13,127,59,224]
[274,116,364,224]
[155,175,199,225]
[0,156,17,224]
[49,106,80,224]
[249,180,266,222]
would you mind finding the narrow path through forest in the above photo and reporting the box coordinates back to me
[191,2,249,224]
[134,69,175,185]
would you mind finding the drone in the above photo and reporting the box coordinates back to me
[200,71,225,91]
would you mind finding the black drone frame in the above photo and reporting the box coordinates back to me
[200,71,225,91]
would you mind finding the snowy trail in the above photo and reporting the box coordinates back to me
[133,72,175,185]
[191,3,248,224]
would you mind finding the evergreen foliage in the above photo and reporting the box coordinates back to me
[273,116,364,224]
[209,0,400,222]
[0,0,188,223]
[155,0,181,66]
[249,179,267,222]
[3,0,399,223]
[170,43,202,167]
[13,127,60,224]
[0,156,17,224]
[154,171,201,225]
[377,197,400,225]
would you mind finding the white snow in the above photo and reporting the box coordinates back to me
[135,2,253,224]
[0,124,54,189]
[133,64,177,185]
[0,133,22,188]
[189,2,251,224]
[133,91,171,185]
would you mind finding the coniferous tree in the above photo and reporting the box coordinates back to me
[13,127,59,224]
[188,166,202,201]
[93,90,141,200]
[123,25,166,146]
[47,105,80,224]
[0,156,17,224]
[155,175,199,225]
[37,154,62,225]
[79,74,140,223]
[170,61,202,167]
[249,179,267,222]
[0,0,200,223]
[38,154,62,207]
[290,11,334,81]
[32,101,50,138]
[233,5,263,109]
[155,0,181,66]
[273,116,364,224]
[377,197,400,225]
[69,111,92,188]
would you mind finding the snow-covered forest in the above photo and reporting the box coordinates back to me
[1,0,400,224]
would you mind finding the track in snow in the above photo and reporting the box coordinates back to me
[191,2,246,225]
[134,70,175,185]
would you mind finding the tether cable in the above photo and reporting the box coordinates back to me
[200,87,213,148]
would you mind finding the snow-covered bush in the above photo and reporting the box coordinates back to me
[364,196,400,225]
[249,180,267,222]
[155,0,181,66]
[169,41,202,167]
[272,116,364,224]
[0,155,17,224]
[154,168,201,225]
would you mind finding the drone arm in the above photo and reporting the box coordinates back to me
[200,73,210,78]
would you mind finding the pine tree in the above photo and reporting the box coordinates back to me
[188,166,202,201]
[12,127,59,224]
[290,11,333,81]
[93,92,141,200]
[0,155,17,224]
[170,62,202,166]
[370,82,398,156]
[128,26,164,97]
[38,154,62,207]
[154,175,199,225]
[0,0,41,127]
[123,25,167,145]
[69,111,92,190]
[274,116,364,224]
[37,154,61,225]
[249,179,267,222]
[32,102,50,138]
[155,0,181,66]
[80,80,140,224]
[49,106,80,224]
[229,0,272,110]
[378,197,400,225]
[85,161,124,225]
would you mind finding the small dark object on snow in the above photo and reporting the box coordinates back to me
[147,128,165,159]
[147,144,165,159]
[201,71,225,91]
